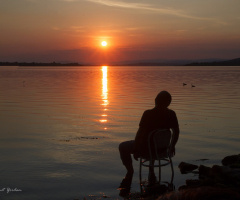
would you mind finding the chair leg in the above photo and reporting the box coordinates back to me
[139,158,142,193]
[158,159,161,183]
[169,157,174,184]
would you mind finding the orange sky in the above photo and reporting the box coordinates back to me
[1,0,240,64]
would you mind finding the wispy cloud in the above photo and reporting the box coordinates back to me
[84,0,217,22]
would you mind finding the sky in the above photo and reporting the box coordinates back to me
[1,0,240,64]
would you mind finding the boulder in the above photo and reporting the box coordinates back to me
[222,154,240,167]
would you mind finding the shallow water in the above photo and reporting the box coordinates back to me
[0,65,240,199]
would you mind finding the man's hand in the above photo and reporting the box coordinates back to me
[170,147,176,157]
[133,152,139,161]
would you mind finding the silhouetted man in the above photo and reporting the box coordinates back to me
[118,91,179,190]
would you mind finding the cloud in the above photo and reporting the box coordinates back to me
[84,0,217,22]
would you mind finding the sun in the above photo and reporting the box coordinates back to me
[101,41,107,46]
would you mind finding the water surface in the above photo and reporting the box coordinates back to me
[0,66,240,199]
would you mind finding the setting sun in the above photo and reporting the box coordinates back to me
[101,41,107,46]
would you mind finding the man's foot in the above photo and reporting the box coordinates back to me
[119,169,133,188]
[118,176,132,189]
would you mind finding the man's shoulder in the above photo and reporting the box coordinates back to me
[167,108,176,114]
[143,108,156,115]
[144,107,176,114]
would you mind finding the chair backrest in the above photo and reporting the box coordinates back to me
[147,128,174,160]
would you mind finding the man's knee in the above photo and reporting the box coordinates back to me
[119,141,126,152]
[119,140,134,153]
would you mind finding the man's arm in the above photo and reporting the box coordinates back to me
[171,111,180,148]
[133,126,146,151]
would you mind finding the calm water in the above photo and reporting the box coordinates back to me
[0,66,240,199]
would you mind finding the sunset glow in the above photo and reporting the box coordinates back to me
[1,1,240,63]
[101,41,107,47]
[1,0,240,198]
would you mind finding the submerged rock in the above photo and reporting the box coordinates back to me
[178,162,198,174]
[196,159,209,161]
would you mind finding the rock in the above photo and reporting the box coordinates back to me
[222,154,240,167]
[179,178,215,191]
[199,164,240,188]
[211,165,240,187]
[178,185,188,191]
[144,184,169,196]
[157,186,240,200]
[178,162,198,174]
[185,179,202,187]
[155,156,240,200]
[199,165,212,178]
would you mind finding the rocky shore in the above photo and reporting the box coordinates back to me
[157,154,240,200]
[120,154,240,200]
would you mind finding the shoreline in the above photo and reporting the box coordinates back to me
[121,154,240,200]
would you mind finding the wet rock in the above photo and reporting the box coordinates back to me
[144,184,169,196]
[185,179,202,187]
[198,164,240,189]
[159,156,240,200]
[178,179,203,191]
[179,178,215,191]
[178,185,188,191]
[178,162,198,174]
[157,186,240,200]
[222,154,240,167]
[199,165,212,178]
[211,165,240,186]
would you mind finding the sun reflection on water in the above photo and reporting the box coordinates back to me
[100,66,108,129]
[101,66,108,106]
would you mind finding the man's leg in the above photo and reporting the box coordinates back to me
[148,160,157,185]
[119,140,135,176]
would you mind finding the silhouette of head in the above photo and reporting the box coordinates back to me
[155,91,172,108]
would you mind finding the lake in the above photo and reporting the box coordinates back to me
[0,65,240,200]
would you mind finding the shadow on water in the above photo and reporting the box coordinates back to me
[118,171,175,199]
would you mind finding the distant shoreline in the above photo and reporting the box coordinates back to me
[0,62,83,67]
[185,57,240,66]
[0,57,240,66]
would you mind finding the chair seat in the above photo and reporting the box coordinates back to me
[141,157,171,167]
[140,151,169,160]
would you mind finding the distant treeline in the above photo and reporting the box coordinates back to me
[1,58,240,67]
[185,58,240,66]
[0,62,83,66]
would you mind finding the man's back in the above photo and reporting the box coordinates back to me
[134,107,179,156]
[140,107,179,133]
